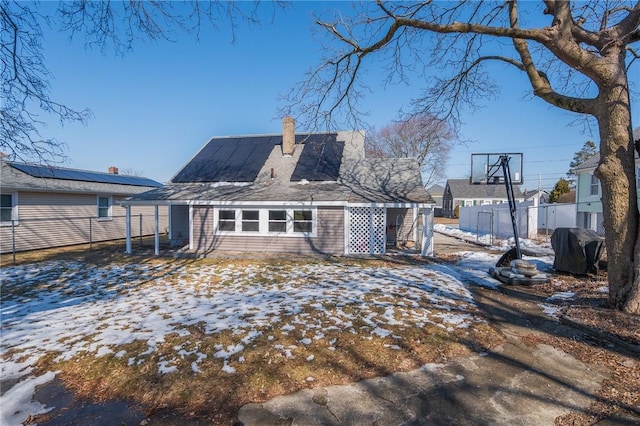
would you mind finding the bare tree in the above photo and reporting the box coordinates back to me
[366,114,455,187]
[282,1,640,313]
[1,0,279,163]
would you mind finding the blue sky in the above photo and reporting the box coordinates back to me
[37,1,639,190]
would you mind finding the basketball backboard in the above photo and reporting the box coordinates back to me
[470,153,523,185]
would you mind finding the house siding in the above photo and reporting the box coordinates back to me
[191,205,345,255]
[386,208,416,245]
[0,191,168,253]
[170,205,190,244]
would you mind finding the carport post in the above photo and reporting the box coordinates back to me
[125,205,132,254]
[154,205,159,256]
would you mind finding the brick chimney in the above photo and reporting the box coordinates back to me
[108,166,119,174]
[282,116,295,156]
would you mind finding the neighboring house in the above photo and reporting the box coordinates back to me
[574,152,639,235]
[0,161,166,253]
[442,178,524,218]
[426,184,444,217]
[522,188,550,205]
[121,117,435,256]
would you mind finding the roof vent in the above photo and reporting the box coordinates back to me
[282,116,295,156]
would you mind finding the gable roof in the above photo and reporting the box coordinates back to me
[1,161,162,194]
[426,184,445,197]
[445,178,524,199]
[125,131,433,205]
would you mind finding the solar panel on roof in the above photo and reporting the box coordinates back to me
[172,136,281,183]
[9,163,162,187]
[290,134,343,181]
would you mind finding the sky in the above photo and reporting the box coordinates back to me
[1,230,564,424]
[33,1,640,190]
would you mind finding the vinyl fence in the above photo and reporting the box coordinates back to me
[458,201,579,243]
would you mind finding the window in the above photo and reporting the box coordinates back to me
[214,207,317,236]
[97,196,111,219]
[218,210,236,231]
[590,174,599,196]
[268,210,287,232]
[241,210,259,232]
[293,210,313,233]
[1,194,15,224]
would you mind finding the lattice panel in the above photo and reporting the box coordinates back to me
[348,207,387,255]
[372,207,386,254]
[349,207,371,254]
[422,208,434,256]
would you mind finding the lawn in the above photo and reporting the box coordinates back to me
[0,253,503,424]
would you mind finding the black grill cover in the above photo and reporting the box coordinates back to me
[551,228,605,274]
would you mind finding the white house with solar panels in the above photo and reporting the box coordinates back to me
[121,117,435,256]
[0,161,166,254]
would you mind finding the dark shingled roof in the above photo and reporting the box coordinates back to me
[171,133,343,183]
[125,131,433,206]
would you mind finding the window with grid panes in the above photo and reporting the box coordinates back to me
[268,210,287,232]
[293,210,313,233]
[241,210,259,232]
[590,174,599,196]
[1,194,13,222]
[97,196,111,218]
[218,210,236,231]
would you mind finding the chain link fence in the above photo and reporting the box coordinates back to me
[1,213,169,263]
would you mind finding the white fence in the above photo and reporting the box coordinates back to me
[459,201,578,242]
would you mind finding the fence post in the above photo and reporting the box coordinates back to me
[89,217,93,250]
[139,213,143,246]
[12,219,16,265]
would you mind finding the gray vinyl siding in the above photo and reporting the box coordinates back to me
[0,191,168,253]
[191,205,345,255]
[387,208,416,245]
[170,205,190,243]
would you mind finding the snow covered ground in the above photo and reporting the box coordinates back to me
[0,228,558,425]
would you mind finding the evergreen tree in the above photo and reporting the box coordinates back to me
[567,141,597,187]
[549,178,571,203]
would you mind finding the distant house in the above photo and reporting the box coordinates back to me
[0,161,165,253]
[574,155,639,235]
[442,178,524,218]
[522,189,550,205]
[426,184,444,217]
[121,117,435,256]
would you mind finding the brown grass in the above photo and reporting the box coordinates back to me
[7,253,504,425]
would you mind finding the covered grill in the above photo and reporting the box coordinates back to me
[551,228,605,275]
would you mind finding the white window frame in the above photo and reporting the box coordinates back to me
[214,207,317,237]
[589,174,600,196]
[218,209,236,231]
[97,195,113,221]
[241,209,260,232]
[0,193,18,226]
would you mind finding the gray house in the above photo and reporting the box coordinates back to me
[0,161,165,253]
[121,118,435,256]
[442,178,524,218]
[426,184,444,217]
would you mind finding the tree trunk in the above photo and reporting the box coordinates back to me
[594,78,640,314]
